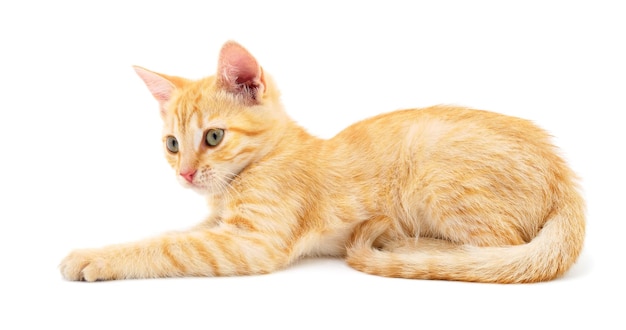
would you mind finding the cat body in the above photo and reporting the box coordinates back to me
[60,41,585,283]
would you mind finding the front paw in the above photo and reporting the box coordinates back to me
[59,249,111,282]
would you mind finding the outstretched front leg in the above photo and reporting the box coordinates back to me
[60,222,290,281]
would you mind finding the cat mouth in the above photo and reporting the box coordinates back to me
[183,178,231,196]
[184,180,209,191]
[179,168,241,196]
[177,177,207,192]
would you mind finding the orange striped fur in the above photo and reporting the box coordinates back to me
[60,41,585,283]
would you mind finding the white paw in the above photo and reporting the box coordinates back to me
[59,249,111,282]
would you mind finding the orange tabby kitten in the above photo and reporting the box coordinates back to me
[60,41,585,283]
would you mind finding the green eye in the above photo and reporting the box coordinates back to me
[205,128,224,147]
[165,136,179,153]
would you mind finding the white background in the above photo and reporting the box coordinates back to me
[1,1,624,329]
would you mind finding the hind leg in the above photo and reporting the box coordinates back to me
[350,215,461,252]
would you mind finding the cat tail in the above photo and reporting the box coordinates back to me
[346,191,585,283]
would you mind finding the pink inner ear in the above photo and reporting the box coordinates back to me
[228,53,259,84]
[133,66,175,103]
[218,42,263,95]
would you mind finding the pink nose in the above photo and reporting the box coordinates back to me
[180,169,197,183]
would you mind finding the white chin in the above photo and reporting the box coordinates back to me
[193,187,210,195]
[178,180,207,194]
[189,183,217,196]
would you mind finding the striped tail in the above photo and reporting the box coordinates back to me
[346,191,585,283]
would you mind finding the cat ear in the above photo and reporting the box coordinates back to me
[133,66,176,103]
[216,41,265,103]
[133,66,187,116]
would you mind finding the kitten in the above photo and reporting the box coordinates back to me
[60,41,585,283]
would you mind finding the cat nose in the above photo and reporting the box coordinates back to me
[180,169,197,183]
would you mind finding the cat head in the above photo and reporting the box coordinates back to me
[134,41,287,196]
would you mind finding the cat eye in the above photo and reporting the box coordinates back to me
[165,136,179,153]
[205,128,224,147]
